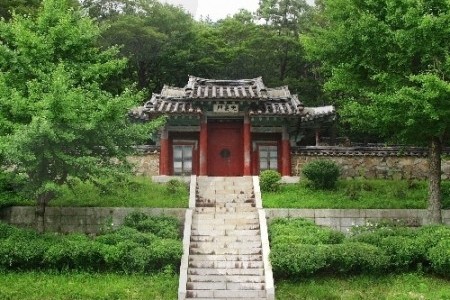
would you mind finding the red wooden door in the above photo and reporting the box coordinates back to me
[208,122,243,176]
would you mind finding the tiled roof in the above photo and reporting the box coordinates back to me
[292,146,450,157]
[130,76,335,121]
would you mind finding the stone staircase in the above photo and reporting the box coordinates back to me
[184,176,268,299]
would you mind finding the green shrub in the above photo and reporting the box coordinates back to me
[96,227,157,246]
[270,243,329,278]
[166,179,187,195]
[302,159,340,190]
[327,242,389,274]
[379,236,425,271]
[259,170,281,192]
[146,239,183,272]
[0,215,182,274]
[123,212,180,239]
[428,239,450,277]
[415,225,450,250]
[269,218,345,245]
[43,238,106,271]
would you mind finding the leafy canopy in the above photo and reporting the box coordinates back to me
[303,0,450,144]
[0,0,163,202]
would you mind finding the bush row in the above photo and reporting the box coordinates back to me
[269,218,450,278]
[0,212,182,273]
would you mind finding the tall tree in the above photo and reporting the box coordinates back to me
[258,0,310,81]
[84,0,196,92]
[0,0,162,231]
[303,0,450,223]
[0,0,42,20]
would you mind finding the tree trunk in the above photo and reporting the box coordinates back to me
[428,137,442,224]
[35,199,46,233]
[35,191,55,233]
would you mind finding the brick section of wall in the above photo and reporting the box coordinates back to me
[292,155,450,180]
[0,207,186,234]
[265,209,450,233]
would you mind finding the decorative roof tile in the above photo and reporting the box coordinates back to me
[130,76,335,121]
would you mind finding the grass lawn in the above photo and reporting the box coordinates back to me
[0,176,189,208]
[276,273,450,300]
[263,179,450,209]
[48,176,188,208]
[0,271,178,300]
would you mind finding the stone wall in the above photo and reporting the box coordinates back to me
[292,155,450,180]
[128,145,450,180]
[2,206,449,234]
[128,153,160,177]
[0,206,186,234]
[265,209,450,233]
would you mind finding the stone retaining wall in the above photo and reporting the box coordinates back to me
[0,206,186,234]
[265,209,450,233]
[2,207,449,234]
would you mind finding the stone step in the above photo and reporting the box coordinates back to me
[188,260,264,269]
[192,224,260,231]
[192,217,259,225]
[190,235,262,243]
[187,281,265,291]
[188,268,265,276]
[186,298,266,300]
[190,247,262,255]
[196,196,254,202]
[191,229,260,237]
[188,274,265,283]
[189,254,262,262]
[192,224,259,230]
[190,241,262,249]
[186,289,267,299]
[194,206,257,214]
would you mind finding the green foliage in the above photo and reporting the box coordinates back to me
[123,212,181,239]
[303,0,450,221]
[271,243,329,278]
[327,242,389,274]
[302,160,341,190]
[165,179,188,196]
[270,218,344,245]
[269,218,450,278]
[0,212,182,273]
[428,240,450,277]
[259,170,282,192]
[50,176,188,208]
[0,0,163,207]
[263,179,432,209]
[276,273,450,300]
[0,271,179,300]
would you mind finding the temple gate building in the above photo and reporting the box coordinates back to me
[131,76,335,177]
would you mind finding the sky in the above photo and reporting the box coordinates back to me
[163,0,315,21]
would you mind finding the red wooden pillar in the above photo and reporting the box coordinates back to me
[199,116,208,176]
[281,127,291,176]
[243,115,252,176]
[159,128,170,175]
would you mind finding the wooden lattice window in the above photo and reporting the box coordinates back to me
[173,144,193,175]
[259,145,278,171]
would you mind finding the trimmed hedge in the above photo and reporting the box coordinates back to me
[269,218,450,278]
[0,214,182,273]
[302,159,340,190]
[259,170,281,192]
